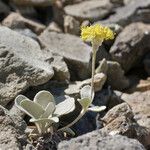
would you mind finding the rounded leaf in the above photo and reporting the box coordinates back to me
[34,90,55,109]
[20,99,45,119]
[15,95,29,111]
[40,102,55,118]
[54,97,75,116]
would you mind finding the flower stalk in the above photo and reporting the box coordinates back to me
[81,24,115,98]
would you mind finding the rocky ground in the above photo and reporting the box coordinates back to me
[0,0,150,149]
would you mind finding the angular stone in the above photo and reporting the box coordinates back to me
[58,131,146,150]
[98,0,150,26]
[107,61,129,90]
[0,27,54,106]
[64,15,80,35]
[96,60,129,90]
[50,53,70,81]
[2,12,45,34]
[102,103,133,125]
[110,22,150,72]
[121,91,150,147]
[46,22,62,33]
[39,31,92,80]
[121,91,150,130]
[11,0,53,6]
[65,73,106,97]
[100,103,150,148]
[0,106,27,149]
[64,0,113,22]
[128,78,150,92]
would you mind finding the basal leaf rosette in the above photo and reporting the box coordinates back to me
[15,90,75,134]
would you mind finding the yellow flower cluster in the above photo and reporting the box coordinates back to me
[81,24,115,43]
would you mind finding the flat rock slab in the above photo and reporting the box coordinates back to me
[2,12,46,34]
[11,0,53,6]
[39,31,92,80]
[98,0,150,26]
[0,27,54,106]
[58,130,145,150]
[110,22,150,72]
[64,0,113,22]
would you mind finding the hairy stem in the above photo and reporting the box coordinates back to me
[91,48,97,98]
[58,109,85,131]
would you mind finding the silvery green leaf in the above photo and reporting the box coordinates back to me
[54,97,75,116]
[80,85,94,100]
[30,117,59,123]
[78,97,92,110]
[40,102,55,118]
[15,95,29,111]
[88,106,106,112]
[34,90,55,109]
[60,128,75,136]
[20,99,45,119]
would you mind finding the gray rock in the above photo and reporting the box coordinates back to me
[64,15,80,35]
[96,60,129,90]
[11,0,54,6]
[102,103,133,125]
[121,91,150,131]
[65,73,106,98]
[107,61,129,90]
[14,28,38,40]
[97,0,150,26]
[39,31,92,80]
[110,22,150,72]
[58,130,146,150]
[121,91,150,147]
[46,22,62,33]
[50,53,70,81]
[0,27,54,106]
[64,0,113,22]
[2,12,45,34]
[0,105,27,150]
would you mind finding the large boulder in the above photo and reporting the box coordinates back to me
[11,0,54,6]
[97,0,150,26]
[0,27,69,106]
[58,130,146,150]
[64,0,113,22]
[39,31,92,80]
[110,22,150,72]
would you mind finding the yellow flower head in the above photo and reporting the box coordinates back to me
[81,24,115,44]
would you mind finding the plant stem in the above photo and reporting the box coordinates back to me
[91,45,97,99]
[58,109,85,131]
